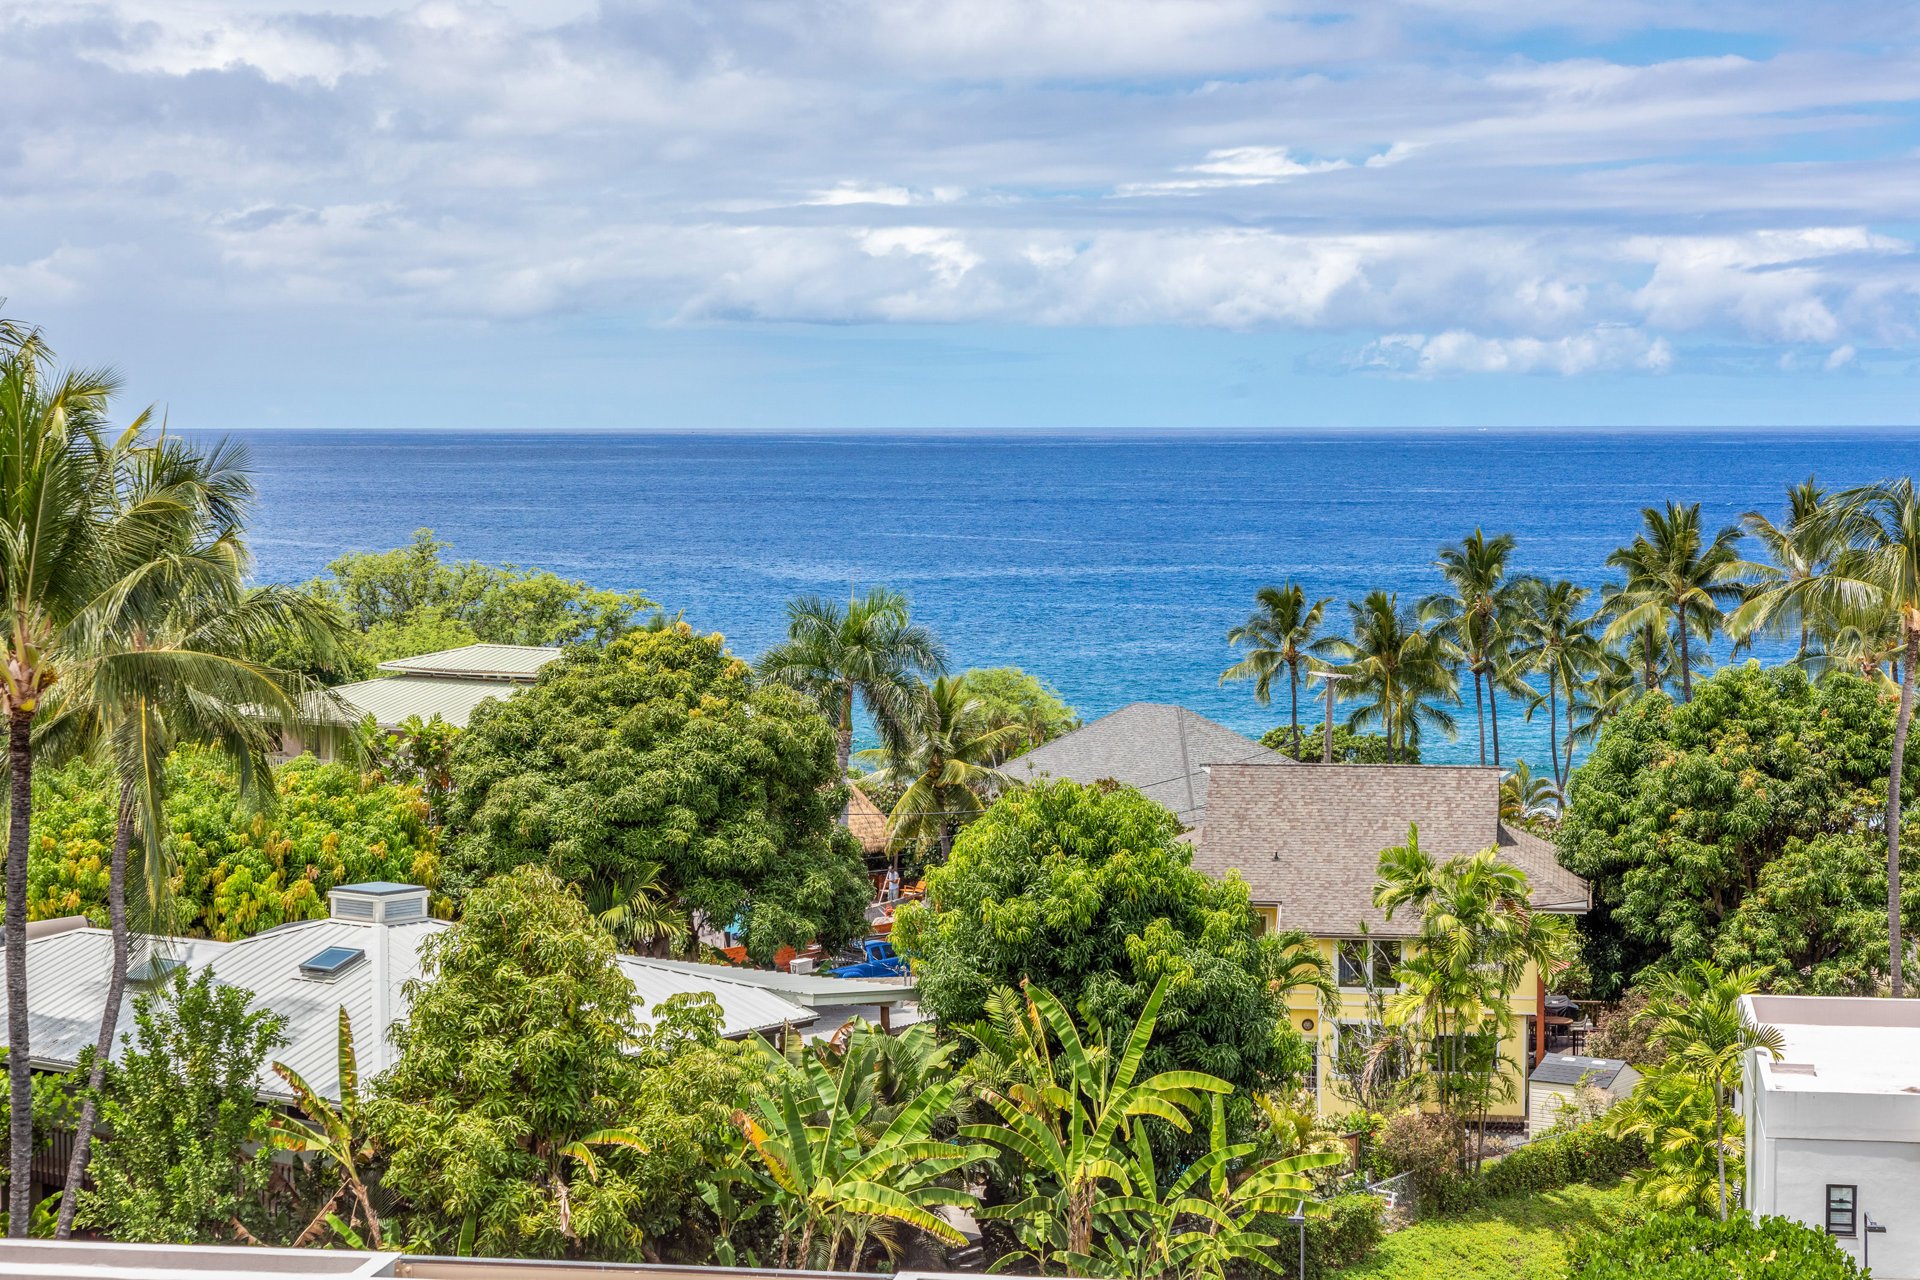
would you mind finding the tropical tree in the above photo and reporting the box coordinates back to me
[1633,962,1783,1220]
[35,439,353,1235]
[1602,501,1748,702]
[270,1008,382,1248]
[1422,532,1524,765]
[960,978,1228,1269]
[1220,583,1330,757]
[1321,591,1457,762]
[1517,578,1599,794]
[1606,1066,1730,1216]
[1498,760,1559,826]
[735,1044,986,1271]
[1730,478,1843,665]
[584,861,691,957]
[756,587,947,788]
[857,674,1019,862]
[959,667,1079,761]
[1374,826,1572,1168]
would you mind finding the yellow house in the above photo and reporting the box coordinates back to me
[1193,763,1591,1122]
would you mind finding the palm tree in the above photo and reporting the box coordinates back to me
[1729,477,1843,664]
[1634,961,1783,1220]
[583,862,691,957]
[1517,579,1598,795]
[858,674,1018,863]
[1602,502,1748,702]
[1499,760,1558,825]
[1422,531,1523,765]
[1807,478,1920,998]
[756,588,946,804]
[1220,583,1330,757]
[0,343,190,1232]
[35,436,353,1236]
[1321,591,1457,762]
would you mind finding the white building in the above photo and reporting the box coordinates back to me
[280,643,563,761]
[11,883,916,1104]
[1526,1053,1639,1139]
[1742,994,1920,1279]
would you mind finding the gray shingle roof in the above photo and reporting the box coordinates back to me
[1001,702,1290,826]
[1193,763,1590,937]
[1531,1053,1629,1088]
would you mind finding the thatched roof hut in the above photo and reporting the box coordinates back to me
[845,787,891,857]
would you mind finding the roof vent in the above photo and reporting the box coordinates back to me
[328,882,430,925]
[1773,1062,1818,1076]
[298,946,366,980]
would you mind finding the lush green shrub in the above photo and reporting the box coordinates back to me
[1263,722,1409,763]
[1379,1109,1463,1203]
[28,750,440,940]
[1305,1193,1386,1276]
[1430,1120,1643,1216]
[1567,1213,1864,1279]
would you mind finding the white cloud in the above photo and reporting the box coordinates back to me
[1826,343,1858,370]
[1355,326,1675,376]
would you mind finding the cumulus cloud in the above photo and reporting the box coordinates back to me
[1,0,1918,380]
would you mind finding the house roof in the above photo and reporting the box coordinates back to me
[1193,763,1590,938]
[1743,994,1920,1097]
[846,787,891,855]
[1530,1053,1630,1088]
[306,675,529,730]
[1000,702,1289,826]
[376,643,561,680]
[5,907,815,1103]
[629,957,914,1010]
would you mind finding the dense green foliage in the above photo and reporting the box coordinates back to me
[373,866,754,1258]
[1556,663,1913,996]
[78,968,286,1243]
[892,779,1319,1107]
[446,625,870,963]
[27,750,439,940]
[1566,1213,1863,1280]
[1329,1182,1637,1280]
[263,528,656,682]
[1263,722,1409,763]
[958,666,1079,758]
[1302,1195,1386,1278]
[1425,1121,1642,1216]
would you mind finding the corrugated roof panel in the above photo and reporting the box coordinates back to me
[615,957,813,1036]
[0,930,231,1070]
[629,957,912,1008]
[376,644,561,679]
[306,676,531,729]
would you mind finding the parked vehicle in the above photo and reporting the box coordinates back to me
[828,937,907,979]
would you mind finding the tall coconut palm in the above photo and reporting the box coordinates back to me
[1602,502,1748,703]
[1634,962,1783,1220]
[1729,477,1843,664]
[1421,531,1524,766]
[0,344,174,1232]
[857,675,1019,863]
[1806,479,1920,997]
[757,588,946,801]
[1499,760,1559,825]
[1321,591,1457,762]
[35,436,355,1236]
[1517,579,1598,795]
[1219,583,1329,757]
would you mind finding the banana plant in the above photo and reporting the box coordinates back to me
[735,1050,991,1271]
[961,977,1231,1270]
[270,1007,382,1249]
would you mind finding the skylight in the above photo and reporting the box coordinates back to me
[126,956,181,985]
[298,946,366,979]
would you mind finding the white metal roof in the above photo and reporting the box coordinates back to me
[11,914,814,1102]
[376,643,561,680]
[305,675,530,729]
[1744,994,1920,1096]
[628,956,914,1008]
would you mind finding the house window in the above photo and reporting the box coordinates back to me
[1254,905,1279,935]
[1826,1185,1857,1237]
[1337,940,1402,989]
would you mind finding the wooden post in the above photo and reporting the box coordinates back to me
[1534,972,1547,1068]
[878,1002,892,1034]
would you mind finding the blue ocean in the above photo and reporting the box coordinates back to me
[226,429,1920,769]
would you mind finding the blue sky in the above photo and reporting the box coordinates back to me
[5,1,1920,430]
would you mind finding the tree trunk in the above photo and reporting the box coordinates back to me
[1713,1091,1728,1221]
[1546,678,1563,793]
[1289,664,1301,758]
[1889,624,1915,999]
[1560,670,1577,802]
[1676,608,1693,702]
[54,782,134,1238]
[1488,678,1502,767]
[6,709,32,1236]
[1471,666,1487,766]
[837,686,854,823]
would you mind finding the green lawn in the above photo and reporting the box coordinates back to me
[1330,1181,1638,1280]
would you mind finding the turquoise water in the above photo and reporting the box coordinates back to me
[225,429,1920,768]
